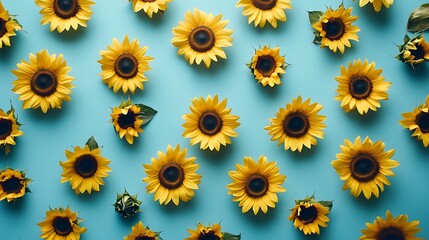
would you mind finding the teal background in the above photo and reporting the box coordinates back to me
[0,0,428,239]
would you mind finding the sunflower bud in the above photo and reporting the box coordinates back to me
[114,190,141,218]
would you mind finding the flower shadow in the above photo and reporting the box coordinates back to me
[402,63,429,81]
[0,195,28,213]
[236,196,285,227]
[50,26,89,43]
[0,34,22,62]
[351,181,396,211]
[196,143,237,166]
[132,9,169,28]
[358,4,392,27]
[23,101,74,123]
[283,140,324,162]
[157,193,199,214]
[342,106,384,126]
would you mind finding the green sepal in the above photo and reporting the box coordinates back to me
[136,104,157,124]
[85,136,99,151]
[404,34,411,43]
[312,34,322,44]
[119,99,133,108]
[223,232,241,240]
[114,189,142,218]
[308,11,324,25]
[407,3,429,33]
[75,217,84,225]
[318,200,333,211]
[4,145,11,155]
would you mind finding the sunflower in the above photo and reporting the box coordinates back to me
[227,155,286,215]
[143,144,202,206]
[98,35,153,94]
[124,221,160,240]
[172,8,233,68]
[396,34,429,67]
[236,0,292,28]
[331,136,399,199]
[11,49,74,113]
[399,95,429,147]
[0,105,23,155]
[60,137,111,194]
[185,223,222,240]
[335,59,391,115]
[38,207,86,240]
[265,96,326,152]
[311,5,360,54]
[0,168,31,202]
[0,2,22,48]
[360,210,422,240]
[34,0,94,33]
[359,0,393,12]
[182,95,240,151]
[130,0,172,18]
[248,45,287,87]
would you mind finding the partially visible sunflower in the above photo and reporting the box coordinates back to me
[332,136,399,199]
[0,168,31,202]
[185,223,222,240]
[227,155,286,215]
[60,137,111,194]
[396,34,429,67]
[400,95,429,147]
[311,5,360,53]
[172,9,233,68]
[143,145,202,206]
[236,0,292,28]
[0,104,23,155]
[38,207,86,240]
[35,0,94,33]
[360,210,422,240]
[265,96,326,152]
[98,35,153,94]
[248,45,287,87]
[11,49,74,113]
[124,221,161,240]
[0,2,22,48]
[130,0,172,18]
[182,95,240,151]
[359,0,393,12]
[335,59,391,115]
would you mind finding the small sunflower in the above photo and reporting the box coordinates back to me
[172,8,233,68]
[332,136,399,199]
[310,5,360,54]
[60,137,111,194]
[0,168,31,202]
[0,104,23,155]
[182,95,240,151]
[98,35,153,94]
[265,96,326,152]
[235,0,292,28]
[248,45,287,87]
[130,0,172,18]
[143,144,202,206]
[399,95,429,147]
[396,34,429,67]
[360,210,422,240]
[288,196,332,235]
[124,221,161,240]
[35,0,94,33]
[359,0,393,12]
[227,155,286,215]
[335,59,391,115]
[11,49,74,113]
[38,207,86,240]
[185,223,222,240]
[0,2,22,48]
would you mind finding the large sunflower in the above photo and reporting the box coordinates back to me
[227,155,286,215]
[0,105,23,155]
[0,168,31,202]
[248,45,287,87]
[236,0,292,28]
[332,136,399,199]
[335,59,391,115]
[35,0,94,33]
[0,2,22,48]
[143,145,202,206]
[172,9,233,68]
[265,96,326,152]
[182,95,240,151]
[38,207,86,240]
[396,34,429,67]
[60,137,111,194]
[130,0,172,18]
[185,223,222,240]
[359,0,393,12]
[124,221,160,240]
[11,49,74,113]
[98,35,153,94]
[312,5,360,54]
[399,95,429,147]
[360,210,422,240]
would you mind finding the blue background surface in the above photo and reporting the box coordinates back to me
[1,0,428,239]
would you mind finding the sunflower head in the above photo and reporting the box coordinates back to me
[332,136,399,199]
[124,221,161,240]
[335,59,391,115]
[185,223,223,240]
[235,0,292,28]
[60,136,111,194]
[396,34,429,67]
[359,0,393,12]
[0,168,31,202]
[0,2,22,48]
[248,45,287,87]
[172,8,233,68]
[0,104,24,155]
[114,190,142,218]
[38,207,86,240]
[130,0,172,18]
[400,95,429,147]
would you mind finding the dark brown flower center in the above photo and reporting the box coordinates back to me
[297,205,318,224]
[74,154,98,178]
[53,0,79,19]
[0,118,13,140]
[416,112,429,133]
[322,18,346,40]
[52,217,73,236]
[377,227,405,240]
[198,111,223,136]
[283,112,310,138]
[114,54,139,79]
[140,0,156,2]
[256,56,276,77]
[135,236,156,240]
[245,173,268,198]
[252,0,277,10]
[30,70,58,97]
[189,26,215,52]
[198,230,220,240]
[350,153,379,182]
[349,76,372,100]
[118,111,137,129]
[0,176,23,194]
[158,163,184,189]
[0,18,6,37]
[410,44,425,60]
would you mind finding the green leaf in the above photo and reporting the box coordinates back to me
[312,33,322,44]
[223,233,241,240]
[319,200,333,211]
[308,11,324,25]
[136,104,157,124]
[404,34,411,43]
[407,3,429,32]
[85,136,99,151]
